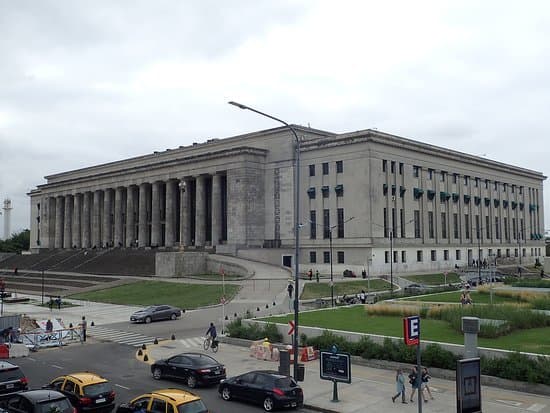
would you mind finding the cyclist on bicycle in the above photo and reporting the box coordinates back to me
[206,322,217,344]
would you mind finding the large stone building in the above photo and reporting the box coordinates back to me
[29,126,546,275]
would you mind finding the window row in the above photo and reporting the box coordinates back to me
[307,185,344,199]
[309,250,345,264]
[309,160,344,176]
[309,208,346,239]
[383,247,542,263]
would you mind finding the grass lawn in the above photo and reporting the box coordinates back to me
[183,273,245,281]
[261,306,550,354]
[401,291,525,304]
[300,279,391,300]
[402,272,461,285]
[68,281,240,309]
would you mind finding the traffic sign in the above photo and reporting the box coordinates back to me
[403,316,420,346]
[288,320,295,335]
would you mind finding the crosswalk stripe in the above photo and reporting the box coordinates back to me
[88,327,202,349]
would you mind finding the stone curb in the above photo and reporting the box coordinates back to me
[219,336,550,397]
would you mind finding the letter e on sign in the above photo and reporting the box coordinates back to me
[403,316,420,346]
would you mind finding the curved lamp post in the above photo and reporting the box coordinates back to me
[228,101,301,380]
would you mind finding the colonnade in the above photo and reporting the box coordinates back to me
[41,174,227,249]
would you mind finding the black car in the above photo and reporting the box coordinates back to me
[130,305,182,324]
[0,362,28,399]
[151,353,226,388]
[2,390,75,413]
[218,370,303,412]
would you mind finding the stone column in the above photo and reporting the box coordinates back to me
[462,317,480,358]
[151,181,161,247]
[195,175,206,246]
[54,195,64,248]
[114,187,124,247]
[180,179,191,246]
[102,189,113,247]
[72,194,81,248]
[212,174,222,247]
[165,180,176,247]
[63,195,73,249]
[82,192,91,248]
[126,185,136,247]
[92,190,102,248]
[138,183,149,247]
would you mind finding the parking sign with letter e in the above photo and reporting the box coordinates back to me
[403,316,420,346]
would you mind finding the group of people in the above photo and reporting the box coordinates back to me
[306,269,320,282]
[392,366,434,404]
[460,287,473,305]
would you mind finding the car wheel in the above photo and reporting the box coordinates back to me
[152,367,162,380]
[145,316,152,324]
[170,313,177,320]
[263,396,274,412]
[187,375,197,388]
[221,386,231,401]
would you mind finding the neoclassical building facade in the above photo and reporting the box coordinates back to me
[29,126,546,275]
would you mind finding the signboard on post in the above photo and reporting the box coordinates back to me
[320,351,352,384]
[456,358,481,413]
[288,320,295,336]
[403,316,420,346]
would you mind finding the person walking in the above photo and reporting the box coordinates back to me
[45,319,53,333]
[315,270,320,283]
[392,368,407,404]
[80,316,87,342]
[409,366,427,403]
[287,282,294,299]
[422,367,434,400]
[307,269,313,281]
[359,290,366,304]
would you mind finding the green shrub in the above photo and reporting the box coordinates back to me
[422,343,458,370]
[226,319,282,342]
[482,353,550,385]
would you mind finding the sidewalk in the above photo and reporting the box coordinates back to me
[145,339,550,413]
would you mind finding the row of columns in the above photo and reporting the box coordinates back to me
[43,175,226,250]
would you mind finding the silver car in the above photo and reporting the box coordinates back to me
[130,305,182,323]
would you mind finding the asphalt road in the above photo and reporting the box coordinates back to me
[16,342,313,413]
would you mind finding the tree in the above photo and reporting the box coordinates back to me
[0,230,30,253]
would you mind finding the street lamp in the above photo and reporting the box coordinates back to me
[228,101,301,380]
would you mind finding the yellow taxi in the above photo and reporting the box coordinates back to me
[45,372,115,413]
[115,389,209,413]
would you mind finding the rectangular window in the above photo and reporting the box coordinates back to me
[512,218,517,239]
[475,215,480,239]
[392,208,397,237]
[504,217,509,240]
[486,216,491,238]
[322,162,329,175]
[337,208,344,238]
[400,209,405,238]
[453,213,459,239]
[414,210,421,238]
[393,250,398,263]
[456,249,461,260]
[385,251,389,263]
[503,183,507,192]
[431,250,436,261]
[383,208,388,238]
[323,251,330,263]
[336,160,343,173]
[520,219,524,239]
[323,209,330,239]
[440,171,446,182]
[401,251,407,263]
[413,165,420,178]
[309,164,315,177]
[428,169,433,180]
[475,177,479,187]
[511,185,515,194]
[464,175,469,185]
[428,211,434,238]
[399,162,403,175]
[465,214,470,239]
[310,210,316,239]
[417,250,423,262]
[390,161,395,173]
[495,217,500,239]
[485,179,489,189]
[441,212,447,239]
[453,173,458,184]
[494,181,498,190]
[309,251,316,263]
[337,251,344,264]
[444,250,449,261]
[382,160,387,172]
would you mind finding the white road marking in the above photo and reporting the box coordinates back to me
[527,403,547,412]
[496,399,522,407]
[115,384,130,390]
[51,365,64,369]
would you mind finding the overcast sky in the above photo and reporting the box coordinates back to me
[1,0,549,237]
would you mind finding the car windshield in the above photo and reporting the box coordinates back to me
[190,355,217,366]
[0,368,23,381]
[178,400,208,413]
[275,377,297,388]
[141,306,155,312]
[38,398,73,413]
[83,382,112,397]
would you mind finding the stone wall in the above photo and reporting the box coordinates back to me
[155,252,251,278]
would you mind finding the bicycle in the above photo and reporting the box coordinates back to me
[203,335,219,353]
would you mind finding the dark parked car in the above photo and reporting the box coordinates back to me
[0,362,28,399]
[130,305,182,324]
[1,390,75,413]
[404,283,429,294]
[151,353,226,388]
[218,370,303,412]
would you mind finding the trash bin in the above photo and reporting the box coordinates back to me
[278,350,290,376]
[295,363,305,382]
